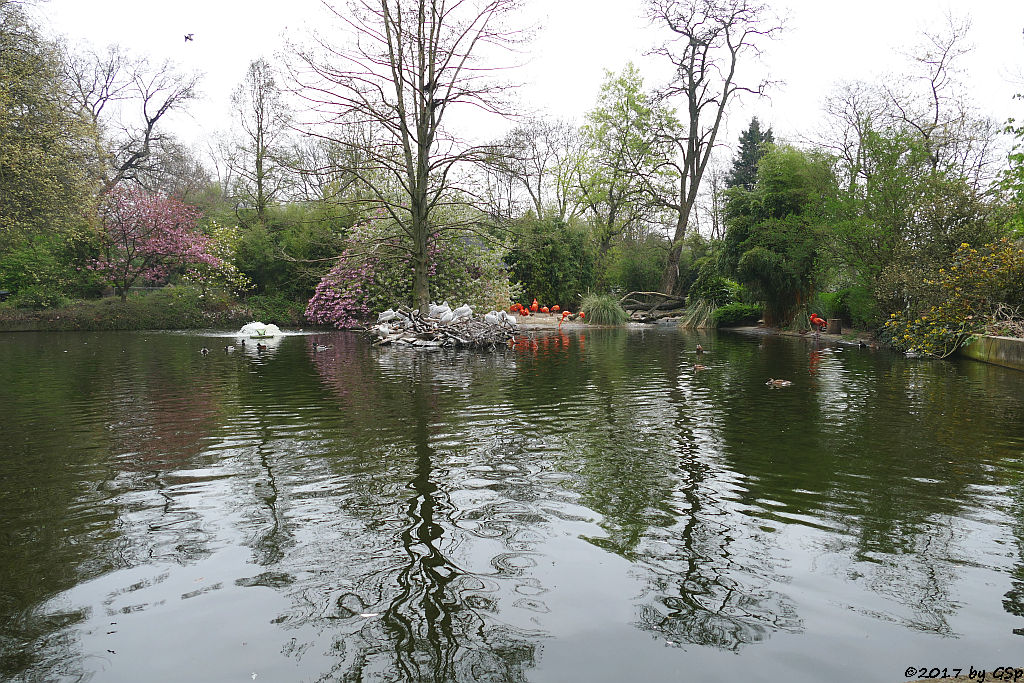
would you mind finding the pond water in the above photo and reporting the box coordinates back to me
[1,327,1023,682]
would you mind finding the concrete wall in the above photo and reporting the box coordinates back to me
[959,335,1024,372]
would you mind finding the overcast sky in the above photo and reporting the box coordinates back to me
[39,0,1024,162]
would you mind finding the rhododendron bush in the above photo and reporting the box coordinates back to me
[91,187,220,301]
[306,217,517,328]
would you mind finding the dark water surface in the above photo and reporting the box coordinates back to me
[1,327,1023,682]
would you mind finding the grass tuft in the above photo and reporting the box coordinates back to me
[580,294,629,325]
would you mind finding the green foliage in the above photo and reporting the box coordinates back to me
[733,221,819,325]
[842,285,882,329]
[669,233,717,297]
[681,299,718,329]
[231,201,354,300]
[726,117,774,190]
[8,286,71,310]
[1001,95,1024,235]
[687,258,740,307]
[307,214,517,328]
[244,293,307,326]
[580,293,628,325]
[185,221,254,296]
[0,3,99,303]
[0,285,250,331]
[506,216,595,308]
[723,144,835,326]
[0,234,99,307]
[433,235,520,313]
[603,236,667,293]
[578,64,675,252]
[830,129,1008,325]
[884,239,1024,356]
[711,302,761,327]
[813,291,847,321]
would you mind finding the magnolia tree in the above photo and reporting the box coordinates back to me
[92,187,219,300]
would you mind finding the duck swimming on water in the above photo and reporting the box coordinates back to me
[766,378,793,388]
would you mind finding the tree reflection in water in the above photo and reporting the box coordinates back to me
[5,329,1024,681]
[567,333,802,650]
[309,347,538,682]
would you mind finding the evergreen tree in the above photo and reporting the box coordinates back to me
[725,117,774,190]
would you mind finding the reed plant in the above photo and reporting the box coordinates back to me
[580,294,629,325]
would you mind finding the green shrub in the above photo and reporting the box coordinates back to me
[711,302,762,327]
[580,293,628,325]
[686,258,740,307]
[844,285,882,329]
[813,291,841,320]
[506,216,596,309]
[884,239,1024,357]
[604,237,667,294]
[245,293,307,326]
[10,286,70,310]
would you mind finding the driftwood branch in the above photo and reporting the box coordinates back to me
[619,291,686,312]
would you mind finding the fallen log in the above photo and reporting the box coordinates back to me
[619,291,686,312]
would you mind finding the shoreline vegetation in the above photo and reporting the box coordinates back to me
[0,288,309,332]
[2,3,1022,357]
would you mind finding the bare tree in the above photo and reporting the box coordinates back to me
[227,58,293,227]
[63,44,200,193]
[485,117,583,220]
[645,0,782,295]
[290,133,368,204]
[691,159,727,240]
[816,16,1001,199]
[882,14,1001,189]
[290,0,525,312]
[131,136,214,199]
[815,80,888,192]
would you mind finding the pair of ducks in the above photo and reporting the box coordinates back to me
[693,344,707,371]
[204,342,265,353]
[692,344,792,387]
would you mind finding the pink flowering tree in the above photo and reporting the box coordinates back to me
[306,215,518,329]
[92,187,220,301]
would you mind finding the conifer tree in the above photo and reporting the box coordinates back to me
[726,117,774,190]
